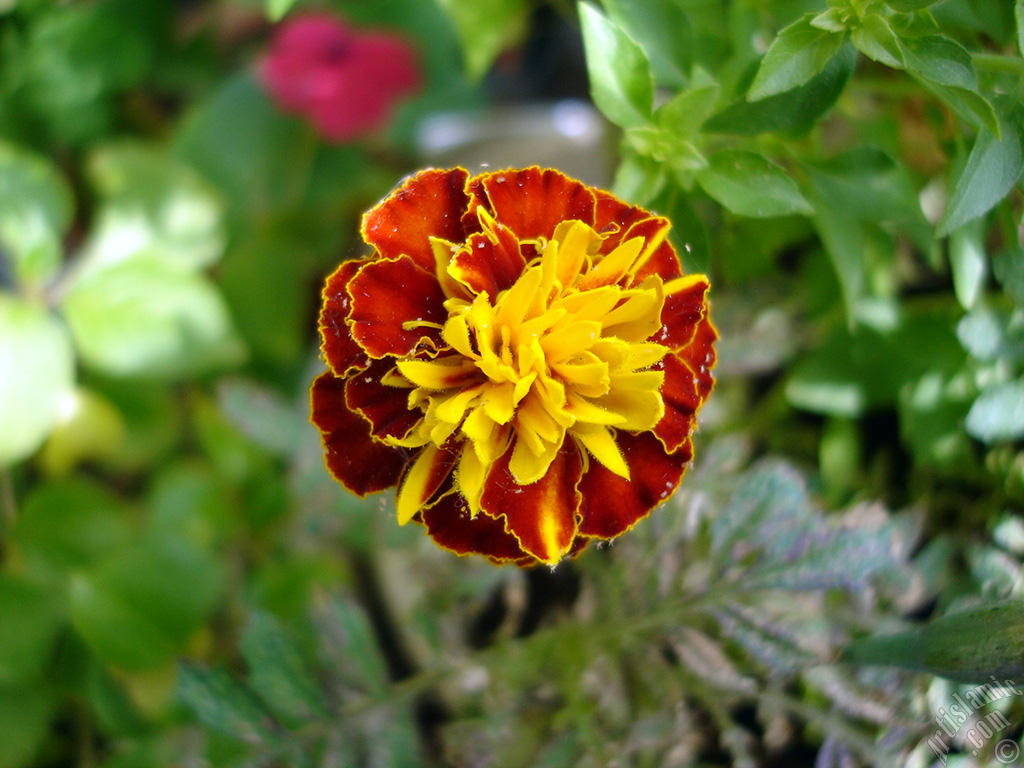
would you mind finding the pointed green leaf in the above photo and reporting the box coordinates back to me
[749,14,845,100]
[850,13,905,69]
[937,113,1024,237]
[949,220,987,309]
[655,84,720,138]
[697,150,812,218]
[0,295,75,466]
[579,2,654,128]
[436,0,529,80]
[707,43,855,136]
[842,601,1024,682]
[266,0,298,21]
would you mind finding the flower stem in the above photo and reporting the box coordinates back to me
[971,53,1024,76]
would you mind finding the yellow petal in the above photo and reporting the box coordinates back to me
[456,446,486,516]
[573,425,629,479]
[577,235,645,291]
[397,445,441,525]
[509,435,561,485]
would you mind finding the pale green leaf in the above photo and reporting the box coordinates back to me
[604,0,692,88]
[0,142,73,288]
[850,13,905,69]
[0,295,75,465]
[61,255,243,380]
[949,220,987,309]
[266,0,299,21]
[966,379,1024,443]
[578,2,654,128]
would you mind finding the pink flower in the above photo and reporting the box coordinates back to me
[259,14,421,142]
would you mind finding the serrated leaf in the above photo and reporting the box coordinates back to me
[436,0,529,80]
[61,255,243,380]
[604,0,693,88]
[749,14,846,100]
[697,150,812,218]
[850,13,905,69]
[579,2,654,128]
[966,379,1024,443]
[177,664,273,743]
[0,295,75,465]
[266,0,298,21]
[937,111,1024,237]
[240,610,325,725]
[949,220,987,309]
[0,142,73,287]
[706,43,855,136]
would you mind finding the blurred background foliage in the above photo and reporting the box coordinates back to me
[1,0,1024,766]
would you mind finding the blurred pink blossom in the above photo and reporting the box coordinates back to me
[259,14,422,142]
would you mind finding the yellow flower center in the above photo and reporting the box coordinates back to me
[387,218,674,524]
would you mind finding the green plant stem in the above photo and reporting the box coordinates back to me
[971,53,1024,76]
[0,468,15,559]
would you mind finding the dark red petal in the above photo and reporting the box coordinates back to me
[678,309,717,402]
[480,441,583,564]
[361,168,470,271]
[348,256,447,358]
[577,431,693,540]
[320,260,371,375]
[421,490,529,562]
[594,190,649,243]
[310,372,408,496]
[345,359,420,441]
[466,168,596,243]
[654,353,701,453]
[656,276,710,351]
[449,220,527,297]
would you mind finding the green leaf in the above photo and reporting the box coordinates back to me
[706,43,856,136]
[0,575,64,686]
[61,255,243,380]
[15,478,132,575]
[696,150,812,218]
[578,2,654,128]
[435,0,529,80]
[217,378,306,457]
[887,0,943,9]
[654,84,720,138]
[316,597,390,698]
[240,610,325,725]
[266,0,298,21]
[842,601,1024,682]
[965,379,1024,443]
[748,14,845,100]
[70,537,224,670]
[937,111,1024,237]
[949,219,987,309]
[993,245,1024,307]
[0,295,75,466]
[649,185,711,274]
[899,34,999,135]
[850,13,905,69]
[604,0,693,88]
[177,664,273,743]
[80,143,226,275]
[0,683,55,768]
[0,142,73,287]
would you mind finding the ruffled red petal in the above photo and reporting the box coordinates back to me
[624,217,683,284]
[480,441,583,563]
[594,191,650,243]
[319,260,371,376]
[577,431,693,540]
[345,358,420,441]
[654,354,701,453]
[311,372,409,496]
[656,276,710,350]
[420,490,529,563]
[362,168,470,271]
[465,168,596,245]
[678,310,717,402]
[449,219,526,298]
[348,256,447,357]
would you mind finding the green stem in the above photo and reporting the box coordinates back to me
[971,53,1024,76]
[0,468,15,554]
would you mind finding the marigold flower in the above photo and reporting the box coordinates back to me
[259,14,421,142]
[311,167,716,565]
